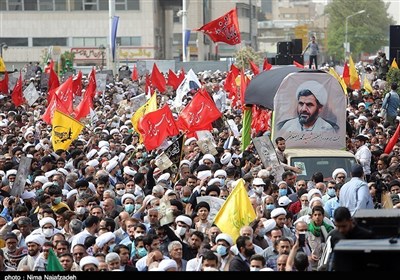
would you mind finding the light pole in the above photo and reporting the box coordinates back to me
[99,44,106,70]
[0,43,8,57]
[344,10,365,60]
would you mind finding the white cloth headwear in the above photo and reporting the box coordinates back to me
[215,233,233,246]
[175,215,192,227]
[39,217,56,228]
[199,154,215,165]
[296,80,328,106]
[106,160,119,173]
[123,166,137,176]
[86,159,100,167]
[87,149,98,160]
[332,168,347,180]
[197,170,212,180]
[307,189,322,202]
[220,153,232,165]
[121,193,135,204]
[79,256,99,270]
[262,219,277,233]
[95,232,115,248]
[157,173,170,182]
[270,207,287,218]
[214,169,227,178]
[25,234,45,246]
[158,259,178,271]
[45,169,60,178]
[98,140,110,149]
[6,169,17,178]
[184,137,197,146]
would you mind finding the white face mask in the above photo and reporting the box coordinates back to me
[255,187,264,194]
[176,226,187,236]
[75,207,86,215]
[250,267,260,272]
[42,228,54,238]
[116,189,126,196]
[134,233,144,238]
[37,214,43,220]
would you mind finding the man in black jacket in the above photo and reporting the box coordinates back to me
[228,236,255,271]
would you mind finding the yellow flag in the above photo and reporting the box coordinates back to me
[348,56,360,89]
[328,67,347,95]
[363,76,373,93]
[213,179,256,242]
[391,58,399,69]
[51,110,84,151]
[131,92,158,142]
[0,57,6,72]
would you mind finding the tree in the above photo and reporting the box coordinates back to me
[325,0,394,61]
[60,51,75,74]
[233,46,263,70]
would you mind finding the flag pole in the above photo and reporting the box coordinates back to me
[182,0,187,62]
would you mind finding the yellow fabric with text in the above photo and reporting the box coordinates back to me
[51,110,84,151]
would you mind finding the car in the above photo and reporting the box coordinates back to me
[285,148,358,181]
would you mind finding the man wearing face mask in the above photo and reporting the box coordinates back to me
[47,185,70,213]
[114,182,126,206]
[214,233,234,271]
[94,232,116,255]
[252,178,267,205]
[31,217,60,240]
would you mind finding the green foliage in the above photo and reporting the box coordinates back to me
[233,46,263,70]
[60,51,75,73]
[385,67,400,91]
[325,0,394,60]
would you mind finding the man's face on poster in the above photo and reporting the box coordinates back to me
[297,94,322,127]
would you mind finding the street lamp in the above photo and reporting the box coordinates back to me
[0,43,8,57]
[98,44,106,70]
[344,9,366,60]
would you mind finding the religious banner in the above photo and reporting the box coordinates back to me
[252,135,284,181]
[23,82,40,106]
[10,156,32,196]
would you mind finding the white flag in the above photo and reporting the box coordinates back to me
[173,69,201,108]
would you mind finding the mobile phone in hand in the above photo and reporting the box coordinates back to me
[298,232,306,247]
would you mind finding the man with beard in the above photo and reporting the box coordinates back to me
[229,236,255,271]
[278,81,338,133]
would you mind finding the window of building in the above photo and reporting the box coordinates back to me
[33,38,68,46]
[115,0,125,10]
[99,0,108,10]
[8,0,23,11]
[84,0,97,10]
[1,38,29,47]
[71,0,83,10]
[55,0,68,11]
[127,0,139,10]
[24,0,38,10]
[117,37,141,46]
[172,33,197,45]
[72,37,107,47]
[39,0,54,11]
[173,8,180,23]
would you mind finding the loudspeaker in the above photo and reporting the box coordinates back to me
[275,54,292,65]
[277,41,293,55]
[353,209,400,238]
[390,25,400,64]
[290,54,304,65]
[292,39,303,54]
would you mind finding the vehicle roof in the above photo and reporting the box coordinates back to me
[334,238,400,252]
[285,148,355,158]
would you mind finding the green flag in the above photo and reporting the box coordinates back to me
[241,108,252,151]
[46,248,64,271]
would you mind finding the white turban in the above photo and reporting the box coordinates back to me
[179,159,191,167]
[45,170,60,178]
[39,217,56,228]
[220,153,232,165]
[86,159,100,167]
[80,256,99,270]
[87,149,98,160]
[175,215,192,227]
[207,178,220,186]
[121,193,135,204]
[124,145,135,153]
[296,80,328,106]
[214,170,227,178]
[307,189,322,202]
[262,219,277,233]
[95,232,115,248]
[6,169,17,178]
[197,170,212,180]
[270,207,287,218]
[98,147,109,157]
[199,154,215,165]
[118,152,126,163]
[332,168,347,180]
[157,173,171,182]
[34,175,48,185]
[106,160,118,173]
[123,166,137,176]
[25,234,45,246]
[158,259,177,271]
[184,137,197,146]
[98,140,110,149]
[309,197,324,208]
[215,233,234,246]
[42,182,54,191]
[57,168,68,177]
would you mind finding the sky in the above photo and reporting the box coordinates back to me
[384,0,399,24]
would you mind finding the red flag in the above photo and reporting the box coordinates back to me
[11,73,24,107]
[48,67,60,92]
[251,106,270,134]
[240,69,248,108]
[0,72,9,94]
[196,8,241,45]
[48,76,74,114]
[138,105,179,151]
[263,58,272,71]
[167,69,183,90]
[177,89,222,132]
[44,59,54,74]
[74,76,96,121]
[42,93,70,124]
[293,60,304,68]
[151,63,166,93]
[145,73,152,97]
[131,65,138,81]
[72,71,83,96]
[224,64,239,94]
[343,62,350,86]
[249,60,260,76]
[179,67,185,78]
[384,123,400,154]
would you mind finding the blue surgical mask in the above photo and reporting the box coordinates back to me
[181,197,190,203]
[216,245,228,256]
[219,179,225,186]
[109,243,116,253]
[124,204,134,213]
[135,204,141,211]
[54,197,62,205]
[327,188,336,197]
[258,227,268,237]
[279,189,287,197]
[137,247,147,258]
[265,204,275,211]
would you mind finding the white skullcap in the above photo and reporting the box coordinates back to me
[98,140,110,149]
[21,191,36,200]
[157,173,170,182]
[106,160,119,173]
[39,217,56,228]
[184,137,197,146]
[332,168,347,180]
[87,149,98,160]
[179,159,191,167]
[207,178,220,186]
[253,178,266,185]
[158,259,178,271]
[45,170,60,178]
[86,159,99,167]
[66,189,78,200]
[98,147,109,157]
[214,170,227,178]
[88,182,96,193]
[124,145,135,153]
[270,207,287,218]
[307,189,322,202]
[42,182,54,191]
[357,115,368,122]
[278,196,292,207]
[110,128,119,135]
[121,193,135,204]
[105,252,120,263]
[24,130,34,140]
[25,234,45,246]
[6,169,17,178]
[309,197,323,208]
[175,215,192,227]
[220,152,232,165]
[57,168,68,177]
[119,125,128,132]
[34,176,48,185]
[79,256,99,270]
[95,232,115,248]
[277,181,288,187]
[262,219,277,233]
[200,154,215,164]
[123,166,137,176]
[358,102,366,108]
[197,170,212,180]
[215,233,234,246]
[165,189,176,196]
[143,195,157,206]
[296,80,328,106]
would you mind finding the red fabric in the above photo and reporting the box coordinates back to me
[151,63,166,93]
[48,76,74,114]
[131,65,138,81]
[251,106,270,134]
[145,73,152,96]
[342,62,350,86]
[88,67,98,98]
[249,60,260,76]
[0,72,8,94]
[240,69,247,108]
[48,67,60,92]
[11,73,24,107]
[72,71,82,96]
[385,123,400,154]
[44,59,54,74]
[177,89,222,133]
[263,58,272,71]
[224,64,240,107]
[138,105,179,151]
[41,93,69,124]
[293,60,304,68]
[167,69,183,90]
[196,8,241,45]
[74,76,95,121]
